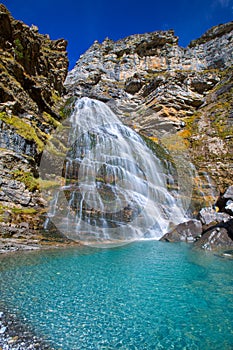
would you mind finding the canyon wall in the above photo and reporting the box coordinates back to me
[66,21,233,194]
[0,3,232,249]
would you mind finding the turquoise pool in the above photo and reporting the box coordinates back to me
[0,242,232,349]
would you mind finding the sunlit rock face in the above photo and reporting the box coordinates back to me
[0,2,232,248]
[0,4,68,240]
[65,21,233,193]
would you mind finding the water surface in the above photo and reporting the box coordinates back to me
[0,242,232,349]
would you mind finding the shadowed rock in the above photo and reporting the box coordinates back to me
[194,219,233,250]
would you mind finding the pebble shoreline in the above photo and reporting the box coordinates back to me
[0,307,53,350]
[0,240,80,350]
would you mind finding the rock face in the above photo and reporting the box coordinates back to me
[0,4,68,157]
[0,4,232,250]
[65,21,233,197]
[0,4,68,247]
[198,207,230,226]
[160,186,233,250]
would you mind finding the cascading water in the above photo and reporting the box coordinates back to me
[42,97,187,245]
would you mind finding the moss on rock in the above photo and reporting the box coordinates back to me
[0,112,46,153]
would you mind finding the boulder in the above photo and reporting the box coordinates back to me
[225,200,233,216]
[194,220,233,250]
[198,207,230,226]
[195,227,232,250]
[215,185,233,213]
[160,219,202,242]
[223,186,233,201]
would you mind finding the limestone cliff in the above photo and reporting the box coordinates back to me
[65,22,233,197]
[0,4,68,248]
[0,3,232,250]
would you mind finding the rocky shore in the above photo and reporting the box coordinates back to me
[0,306,53,350]
[0,225,80,254]
[160,185,233,251]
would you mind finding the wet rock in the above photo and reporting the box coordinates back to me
[194,223,233,251]
[220,249,233,258]
[0,307,54,349]
[160,219,202,242]
[65,19,233,195]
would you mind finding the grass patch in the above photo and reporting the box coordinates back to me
[0,112,45,153]
[42,112,61,128]
[12,169,39,192]
[12,169,61,192]
[59,97,76,120]
[37,178,60,190]
[11,208,37,214]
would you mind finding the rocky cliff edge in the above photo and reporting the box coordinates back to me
[0,4,70,250]
[65,21,233,197]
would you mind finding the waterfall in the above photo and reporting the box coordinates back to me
[42,97,187,245]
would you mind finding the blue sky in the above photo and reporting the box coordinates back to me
[2,0,233,69]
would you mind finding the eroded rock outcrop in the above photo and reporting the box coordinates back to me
[0,4,68,248]
[0,4,68,156]
[65,21,233,198]
[0,4,232,250]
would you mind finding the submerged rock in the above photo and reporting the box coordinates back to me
[0,307,53,349]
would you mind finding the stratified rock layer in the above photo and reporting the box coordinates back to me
[0,4,68,246]
[0,3,232,250]
[65,21,233,196]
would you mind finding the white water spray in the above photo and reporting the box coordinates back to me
[43,97,187,245]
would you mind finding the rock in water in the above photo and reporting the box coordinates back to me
[160,219,202,242]
[194,224,233,251]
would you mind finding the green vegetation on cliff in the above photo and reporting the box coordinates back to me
[0,112,45,152]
